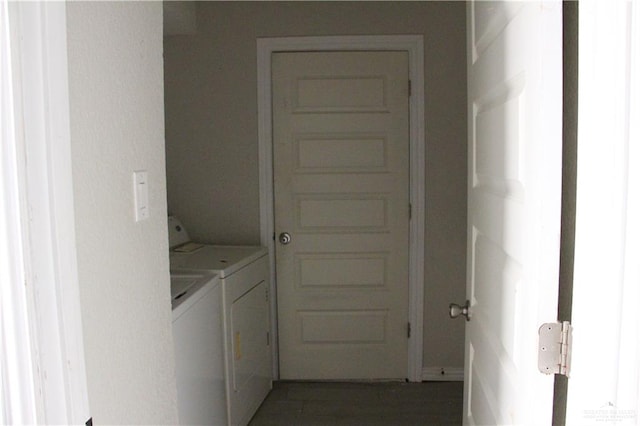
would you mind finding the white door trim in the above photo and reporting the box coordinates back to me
[257,35,425,382]
[6,2,90,423]
[566,1,640,423]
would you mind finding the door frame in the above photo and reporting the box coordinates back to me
[256,35,425,382]
[4,1,90,423]
[565,1,640,423]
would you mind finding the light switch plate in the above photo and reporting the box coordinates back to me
[133,170,149,221]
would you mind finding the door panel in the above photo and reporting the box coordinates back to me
[465,1,562,424]
[273,51,409,380]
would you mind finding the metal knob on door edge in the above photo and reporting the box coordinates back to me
[279,232,292,245]
[449,300,471,321]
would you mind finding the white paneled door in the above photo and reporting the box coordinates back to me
[272,51,409,380]
[464,1,562,424]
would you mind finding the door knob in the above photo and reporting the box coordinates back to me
[278,232,292,245]
[449,300,471,321]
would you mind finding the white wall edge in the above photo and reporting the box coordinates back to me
[422,367,464,382]
[257,34,426,382]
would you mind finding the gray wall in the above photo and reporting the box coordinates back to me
[67,2,178,423]
[164,1,467,372]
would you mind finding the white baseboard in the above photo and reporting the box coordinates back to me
[422,367,464,382]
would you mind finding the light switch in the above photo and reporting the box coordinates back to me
[133,171,149,221]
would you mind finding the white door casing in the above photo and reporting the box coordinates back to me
[272,51,409,380]
[257,35,425,382]
[567,2,640,424]
[4,1,90,423]
[465,1,562,424]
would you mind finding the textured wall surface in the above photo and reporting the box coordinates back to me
[164,1,467,372]
[67,2,178,423]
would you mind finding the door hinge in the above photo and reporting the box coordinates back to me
[538,321,572,377]
[267,332,270,346]
[407,322,411,338]
[408,80,412,97]
[409,203,412,220]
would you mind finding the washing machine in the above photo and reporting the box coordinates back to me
[168,217,272,426]
[171,270,227,425]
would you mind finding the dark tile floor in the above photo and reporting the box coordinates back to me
[248,381,463,426]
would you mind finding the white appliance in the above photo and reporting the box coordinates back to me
[171,270,227,426]
[168,217,272,426]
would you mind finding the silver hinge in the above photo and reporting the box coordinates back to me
[538,321,572,377]
[407,322,411,338]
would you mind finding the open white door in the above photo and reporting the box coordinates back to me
[463,1,563,424]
